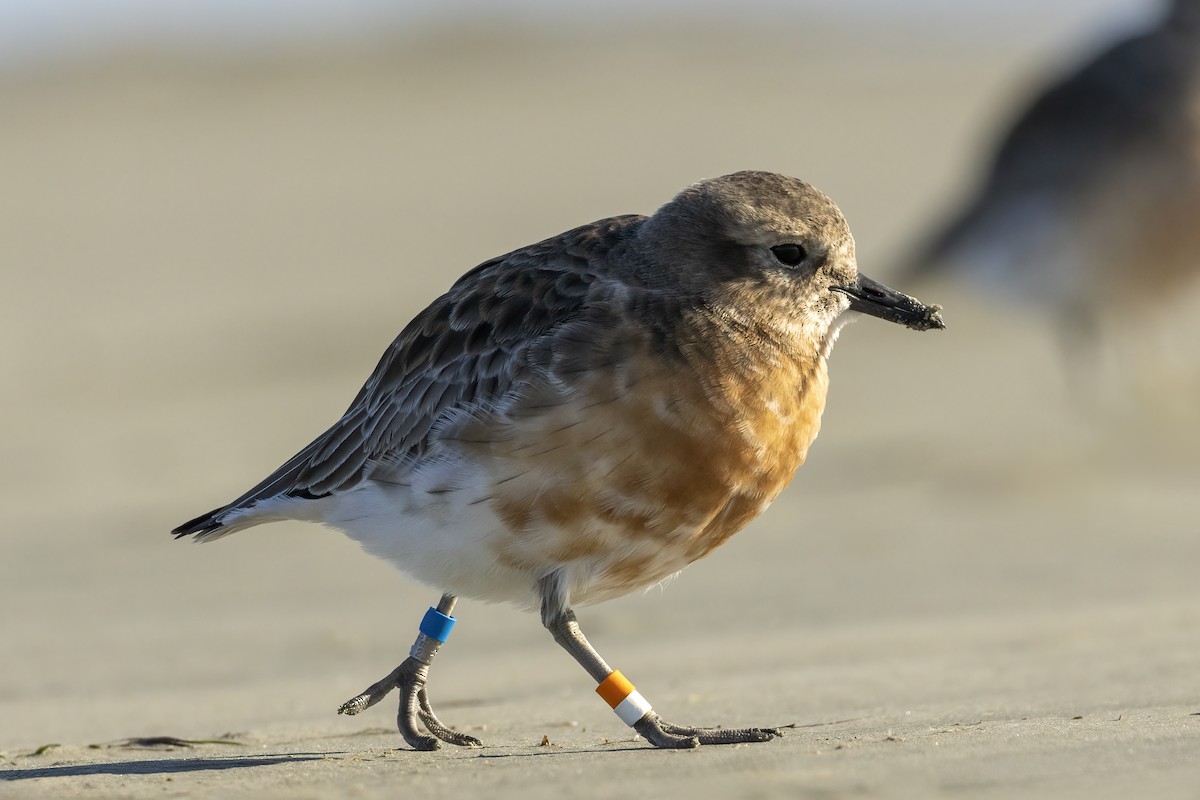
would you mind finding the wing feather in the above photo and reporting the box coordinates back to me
[172,215,646,538]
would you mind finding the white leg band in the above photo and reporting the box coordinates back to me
[613,690,653,726]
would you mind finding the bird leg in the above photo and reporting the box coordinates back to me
[337,593,481,750]
[537,574,781,748]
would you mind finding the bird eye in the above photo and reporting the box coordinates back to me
[770,244,806,267]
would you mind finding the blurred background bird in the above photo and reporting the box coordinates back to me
[900,0,1200,407]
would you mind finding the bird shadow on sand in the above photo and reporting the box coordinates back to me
[1,753,329,781]
[475,745,651,759]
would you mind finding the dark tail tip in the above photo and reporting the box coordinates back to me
[171,507,227,539]
[893,229,958,287]
[893,197,989,287]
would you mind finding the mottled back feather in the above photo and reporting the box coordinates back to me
[173,215,644,536]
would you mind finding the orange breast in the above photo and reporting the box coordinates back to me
[467,329,829,601]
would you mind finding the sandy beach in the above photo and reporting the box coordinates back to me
[3,10,1200,798]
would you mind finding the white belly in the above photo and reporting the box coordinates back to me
[319,463,545,608]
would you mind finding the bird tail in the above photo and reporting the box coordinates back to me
[171,438,329,543]
[893,206,980,287]
[172,504,259,543]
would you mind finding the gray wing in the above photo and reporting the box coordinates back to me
[173,214,644,538]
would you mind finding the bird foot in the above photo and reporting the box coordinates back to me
[337,656,481,750]
[633,712,780,748]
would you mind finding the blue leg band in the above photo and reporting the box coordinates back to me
[418,607,456,643]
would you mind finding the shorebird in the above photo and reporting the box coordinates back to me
[901,0,1200,368]
[174,171,944,750]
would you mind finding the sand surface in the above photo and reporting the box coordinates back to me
[3,12,1200,799]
